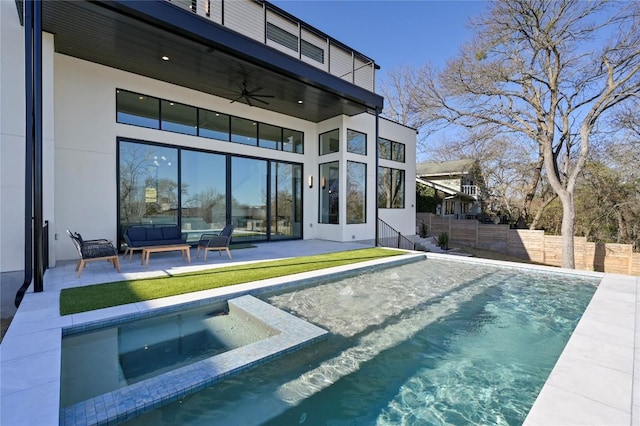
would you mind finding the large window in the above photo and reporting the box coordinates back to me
[283,128,304,153]
[347,161,366,224]
[378,166,405,209]
[320,129,340,155]
[301,40,324,63]
[116,89,304,153]
[378,137,405,163]
[271,162,302,239]
[347,129,367,155]
[231,117,258,146]
[319,161,340,224]
[119,142,178,231]
[266,22,298,52]
[180,151,227,242]
[199,110,230,141]
[161,100,197,135]
[259,123,281,150]
[116,90,159,129]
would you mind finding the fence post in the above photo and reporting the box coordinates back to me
[397,231,401,249]
[475,220,479,248]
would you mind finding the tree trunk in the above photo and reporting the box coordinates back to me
[558,191,576,269]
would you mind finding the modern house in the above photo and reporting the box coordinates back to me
[416,159,484,220]
[0,0,417,306]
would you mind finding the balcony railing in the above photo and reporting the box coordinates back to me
[166,0,376,92]
[461,185,478,197]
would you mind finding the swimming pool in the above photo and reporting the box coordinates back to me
[126,258,599,425]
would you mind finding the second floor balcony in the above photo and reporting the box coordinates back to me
[167,0,377,93]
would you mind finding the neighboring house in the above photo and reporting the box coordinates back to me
[416,159,485,219]
[0,0,417,301]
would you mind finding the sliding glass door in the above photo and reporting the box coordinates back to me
[118,139,303,245]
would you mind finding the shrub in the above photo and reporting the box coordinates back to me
[437,232,449,249]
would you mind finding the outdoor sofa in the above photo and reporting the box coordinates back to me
[123,225,188,261]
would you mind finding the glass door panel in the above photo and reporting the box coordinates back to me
[231,157,268,242]
[180,151,227,243]
[119,142,178,244]
[271,162,302,240]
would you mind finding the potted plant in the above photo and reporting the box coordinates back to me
[419,221,429,238]
[437,232,449,250]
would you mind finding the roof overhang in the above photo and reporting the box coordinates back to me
[40,0,384,123]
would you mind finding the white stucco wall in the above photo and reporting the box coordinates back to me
[0,1,26,274]
[378,118,417,237]
[1,3,56,273]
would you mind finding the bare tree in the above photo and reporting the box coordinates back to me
[414,0,640,268]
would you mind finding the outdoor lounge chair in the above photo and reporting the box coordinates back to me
[67,231,121,277]
[196,224,234,261]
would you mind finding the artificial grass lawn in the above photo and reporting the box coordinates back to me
[60,248,403,315]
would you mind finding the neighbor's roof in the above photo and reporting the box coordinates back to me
[416,159,477,177]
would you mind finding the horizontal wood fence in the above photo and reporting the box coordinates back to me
[417,213,640,276]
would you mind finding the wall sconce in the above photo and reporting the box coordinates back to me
[321,177,327,189]
[308,175,313,188]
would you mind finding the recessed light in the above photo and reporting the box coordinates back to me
[161,56,170,61]
[297,100,303,104]
[169,102,174,106]
[139,96,144,100]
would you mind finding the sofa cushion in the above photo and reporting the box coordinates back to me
[146,228,163,241]
[161,226,181,240]
[127,227,147,243]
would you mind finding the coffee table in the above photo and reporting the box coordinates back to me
[141,244,191,268]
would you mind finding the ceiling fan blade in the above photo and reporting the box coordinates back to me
[250,94,274,98]
[250,86,264,93]
[230,95,243,104]
[250,96,269,105]
[245,96,253,107]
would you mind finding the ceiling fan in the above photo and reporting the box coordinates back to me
[230,82,274,106]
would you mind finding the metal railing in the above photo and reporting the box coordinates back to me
[377,218,416,251]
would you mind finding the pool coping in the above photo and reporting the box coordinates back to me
[0,251,425,426]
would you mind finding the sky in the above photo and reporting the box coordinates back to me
[270,0,489,75]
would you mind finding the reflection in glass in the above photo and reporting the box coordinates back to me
[347,129,366,155]
[283,128,304,153]
[199,110,230,141]
[181,151,227,242]
[119,141,178,243]
[161,100,197,135]
[271,162,302,239]
[392,142,405,162]
[378,166,405,208]
[378,137,391,160]
[319,161,339,224]
[116,90,159,129]
[231,117,258,146]
[232,157,267,242]
[259,123,281,150]
[320,129,339,155]
[347,161,366,224]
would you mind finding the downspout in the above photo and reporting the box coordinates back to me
[15,0,34,307]
[33,0,44,292]
[374,108,380,246]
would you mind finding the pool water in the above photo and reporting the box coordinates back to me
[126,259,599,425]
